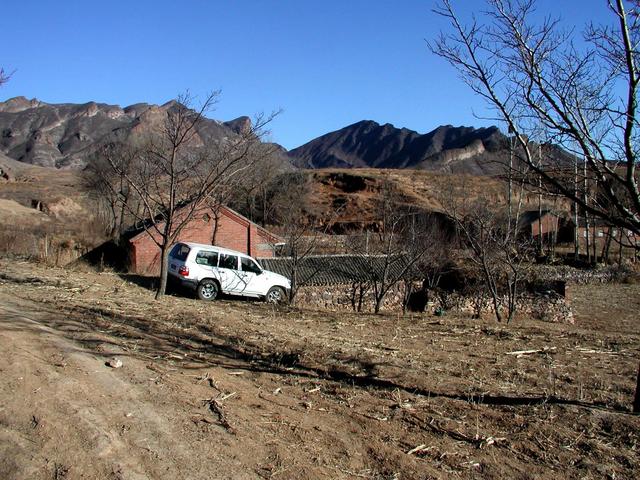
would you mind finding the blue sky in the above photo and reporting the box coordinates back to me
[0,0,612,149]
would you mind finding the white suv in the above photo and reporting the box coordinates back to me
[168,242,291,303]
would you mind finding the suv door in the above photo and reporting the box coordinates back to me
[239,256,264,295]
[217,253,243,294]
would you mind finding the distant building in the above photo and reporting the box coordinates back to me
[127,205,281,275]
[517,210,562,241]
[574,218,639,252]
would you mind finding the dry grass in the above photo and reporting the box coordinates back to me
[0,260,638,479]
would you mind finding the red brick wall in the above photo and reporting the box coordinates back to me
[129,209,276,275]
[214,210,276,259]
[254,228,277,259]
[531,214,559,237]
[130,215,215,275]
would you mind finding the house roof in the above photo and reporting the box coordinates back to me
[517,209,555,229]
[258,254,418,286]
[217,206,282,243]
[127,204,282,244]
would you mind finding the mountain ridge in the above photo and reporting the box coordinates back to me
[0,97,274,169]
[287,120,508,174]
[1,96,531,176]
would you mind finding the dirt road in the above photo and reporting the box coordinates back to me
[0,261,638,479]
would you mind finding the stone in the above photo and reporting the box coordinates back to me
[106,358,123,369]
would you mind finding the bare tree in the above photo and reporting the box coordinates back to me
[227,143,288,225]
[85,143,141,240]
[99,92,278,298]
[431,0,640,239]
[431,0,640,407]
[458,202,530,322]
[349,182,430,314]
[440,177,531,323]
[266,172,315,304]
[0,67,10,86]
[401,215,453,313]
[265,172,342,304]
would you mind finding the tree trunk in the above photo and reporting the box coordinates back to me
[584,163,591,264]
[402,281,412,315]
[481,261,502,322]
[288,263,298,305]
[538,174,543,256]
[350,283,357,312]
[603,229,613,263]
[633,362,640,413]
[358,283,366,312]
[593,223,598,264]
[506,276,517,324]
[374,292,385,314]
[574,160,580,261]
[156,243,170,299]
[619,235,624,263]
[490,291,502,323]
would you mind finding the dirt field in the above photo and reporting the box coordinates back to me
[0,260,638,479]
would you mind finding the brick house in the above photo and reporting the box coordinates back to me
[518,210,562,242]
[574,218,639,257]
[128,205,282,275]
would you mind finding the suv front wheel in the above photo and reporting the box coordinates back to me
[265,286,287,304]
[197,279,219,301]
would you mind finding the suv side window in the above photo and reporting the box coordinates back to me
[195,250,218,267]
[169,243,190,261]
[219,253,238,270]
[241,257,262,274]
[240,257,262,273]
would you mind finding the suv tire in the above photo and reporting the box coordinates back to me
[197,279,219,301]
[265,286,287,304]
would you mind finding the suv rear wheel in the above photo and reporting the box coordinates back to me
[197,279,219,301]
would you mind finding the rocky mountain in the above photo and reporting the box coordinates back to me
[0,97,287,170]
[288,120,511,175]
[0,96,568,176]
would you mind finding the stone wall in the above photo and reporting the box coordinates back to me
[294,283,408,313]
[294,282,574,323]
[532,264,633,284]
[436,291,573,324]
[293,264,639,323]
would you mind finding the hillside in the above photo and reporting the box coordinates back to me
[287,168,561,234]
[0,97,288,169]
[288,121,510,174]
